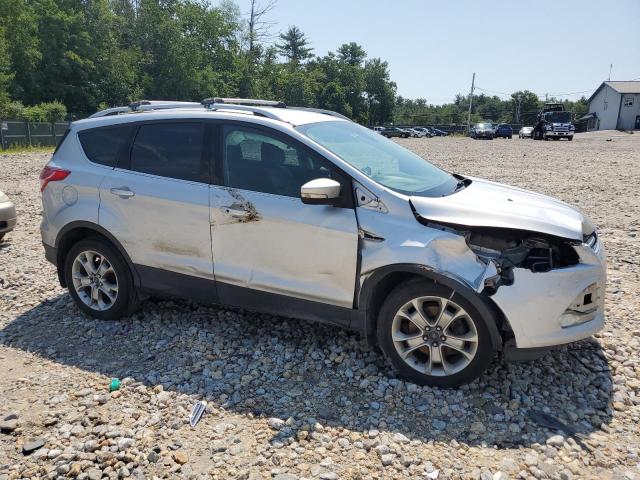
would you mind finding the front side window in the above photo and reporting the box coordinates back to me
[78,125,132,167]
[297,121,457,197]
[222,125,341,198]
[130,123,204,182]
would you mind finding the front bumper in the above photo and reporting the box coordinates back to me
[544,130,574,137]
[0,201,17,234]
[491,241,606,349]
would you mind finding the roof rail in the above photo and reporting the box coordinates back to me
[202,97,286,108]
[201,97,350,122]
[89,100,202,118]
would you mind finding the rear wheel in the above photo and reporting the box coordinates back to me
[64,238,136,320]
[377,280,494,387]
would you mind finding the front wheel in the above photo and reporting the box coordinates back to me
[64,238,137,320]
[377,280,495,387]
[568,136,573,141]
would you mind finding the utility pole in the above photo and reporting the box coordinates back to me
[466,72,475,134]
[608,63,613,81]
[515,94,522,124]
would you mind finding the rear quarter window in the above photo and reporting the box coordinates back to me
[78,125,132,167]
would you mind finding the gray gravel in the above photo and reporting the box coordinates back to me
[1,131,639,479]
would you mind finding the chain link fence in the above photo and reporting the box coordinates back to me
[1,120,69,149]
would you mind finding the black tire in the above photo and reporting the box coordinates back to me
[64,237,137,320]
[508,135,512,139]
[376,280,495,388]
[568,136,573,141]
[0,233,4,242]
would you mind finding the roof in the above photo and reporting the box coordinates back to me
[588,81,640,103]
[75,105,343,130]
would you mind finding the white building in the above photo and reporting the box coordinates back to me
[584,81,640,131]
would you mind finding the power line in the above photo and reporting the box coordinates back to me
[475,85,593,99]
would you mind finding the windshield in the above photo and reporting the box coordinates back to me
[545,112,571,123]
[476,123,492,129]
[297,121,458,196]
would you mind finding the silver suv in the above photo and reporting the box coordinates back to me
[40,98,606,387]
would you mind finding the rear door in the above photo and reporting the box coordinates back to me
[209,122,359,311]
[98,120,215,297]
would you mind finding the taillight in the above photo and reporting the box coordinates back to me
[40,166,70,192]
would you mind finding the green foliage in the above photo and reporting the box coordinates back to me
[395,89,588,126]
[0,0,586,128]
[276,26,313,64]
[0,0,397,124]
[0,99,66,122]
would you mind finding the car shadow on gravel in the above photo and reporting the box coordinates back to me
[1,294,613,450]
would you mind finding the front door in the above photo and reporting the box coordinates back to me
[209,123,359,311]
[99,121,214,295]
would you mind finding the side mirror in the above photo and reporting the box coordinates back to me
[300,178,341,206]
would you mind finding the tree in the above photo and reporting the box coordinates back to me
[276,26,313,64]
[364,58,396,125]
[510,90,540,124]
[337,42,366,66]
[0,25,13,106]
[247,0,276,55]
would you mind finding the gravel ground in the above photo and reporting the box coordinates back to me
[1,131,639,480]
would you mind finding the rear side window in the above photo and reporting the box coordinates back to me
[130,123,204,182]
[78,125,131,167]
[53,129,70,155]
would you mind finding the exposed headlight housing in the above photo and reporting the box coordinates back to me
[544,125,553,131]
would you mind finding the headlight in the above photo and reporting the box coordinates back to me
[569,125,575,130]
[545,125,553,131]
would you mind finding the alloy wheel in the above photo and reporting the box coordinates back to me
[391,295,479,376]
[71,250,119,311]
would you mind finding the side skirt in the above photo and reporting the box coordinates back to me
[135,264,363,332]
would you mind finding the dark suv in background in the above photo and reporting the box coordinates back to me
[494,124,513,139]
[470,122,494,139]
[381,127,410,138]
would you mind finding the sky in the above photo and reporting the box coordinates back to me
[259,0,640,104]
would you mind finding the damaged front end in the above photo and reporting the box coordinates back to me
[412,209,606,350]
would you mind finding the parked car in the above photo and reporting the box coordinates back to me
[470,122,494,139]
[40,98,606,387]
[372,126,385,134]
[412,127,433,138]
[0,190,16,242]
[381,127,410,138]
[494,124,513,139]
[519,126,533,139]
[408,128,428,138]
[428,127,448,137]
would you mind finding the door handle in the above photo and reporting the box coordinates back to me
[221,205,249,218]
[110,187,135,198]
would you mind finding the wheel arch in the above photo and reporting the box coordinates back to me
[54,221,140,288]
[358,264,504,350]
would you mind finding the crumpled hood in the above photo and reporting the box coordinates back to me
[410,177,591,240]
